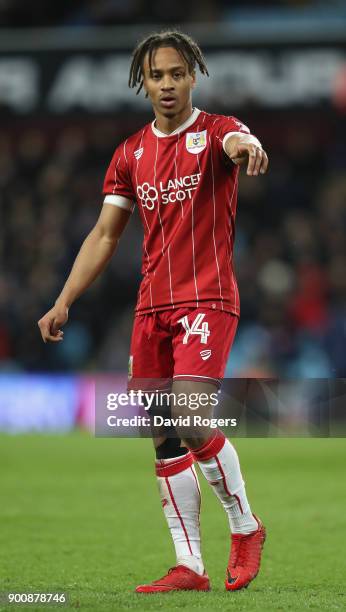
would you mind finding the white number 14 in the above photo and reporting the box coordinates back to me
[178,313,210,344]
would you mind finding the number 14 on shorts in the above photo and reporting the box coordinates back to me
[178,313,210,344]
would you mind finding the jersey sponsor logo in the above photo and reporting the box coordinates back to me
[136,182,158,210]
[134,147,143,160]
[136,173,201,210]
[186,130,207,154]
[200,349,212,360]
[178,313,210,345]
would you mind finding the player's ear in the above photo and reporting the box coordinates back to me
[142,76,149,98]
[142,68,151,98]
[190,70,196,90]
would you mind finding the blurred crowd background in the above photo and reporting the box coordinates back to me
[0,3,345,380]
[1,0,346,27]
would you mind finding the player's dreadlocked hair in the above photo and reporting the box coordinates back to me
[129,30,209,95]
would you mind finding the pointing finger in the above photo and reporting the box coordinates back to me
[260,151,269,174]
[253,149,263,176]
[247,146,257,175]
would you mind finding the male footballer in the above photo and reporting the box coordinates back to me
[38,30,269,593]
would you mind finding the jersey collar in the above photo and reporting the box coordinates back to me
[151,107,201,138]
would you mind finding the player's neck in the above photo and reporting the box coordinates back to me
[153,104,194,135]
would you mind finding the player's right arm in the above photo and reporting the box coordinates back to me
[37,203,131,343]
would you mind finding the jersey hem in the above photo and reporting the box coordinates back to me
[134,301,240,317]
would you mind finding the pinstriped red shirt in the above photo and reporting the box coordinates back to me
[102,108,252,316]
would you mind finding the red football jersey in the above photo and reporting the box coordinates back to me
[103,108,252,316]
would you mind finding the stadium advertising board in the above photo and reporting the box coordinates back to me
[0,46,345,113]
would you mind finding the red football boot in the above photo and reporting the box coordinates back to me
[225,515,266,591]
[135,565,210,593]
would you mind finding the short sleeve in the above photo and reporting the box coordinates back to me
[213,115,252,161]
[102,141,136,211]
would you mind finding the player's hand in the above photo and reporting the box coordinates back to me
[229,143,269,176]
[37,304,68,343]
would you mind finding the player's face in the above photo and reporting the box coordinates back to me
[142,46,196,118]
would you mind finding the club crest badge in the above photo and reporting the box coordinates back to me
[186,130,207,154]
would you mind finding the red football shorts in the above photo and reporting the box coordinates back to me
[128,306,238,391]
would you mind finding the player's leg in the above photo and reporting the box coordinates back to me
[170,307,266,591]
[149,398,204,577]
[136,425,208,593]
[129,313,208,593]
[171,378,265,591]
[171,378,259,536]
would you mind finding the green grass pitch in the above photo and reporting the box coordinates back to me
[0,433,345,611]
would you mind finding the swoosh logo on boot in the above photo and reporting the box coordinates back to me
[227,569,238,584]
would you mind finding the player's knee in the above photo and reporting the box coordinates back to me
[155,437,188,460]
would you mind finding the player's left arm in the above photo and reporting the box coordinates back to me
[223,133,269,176]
